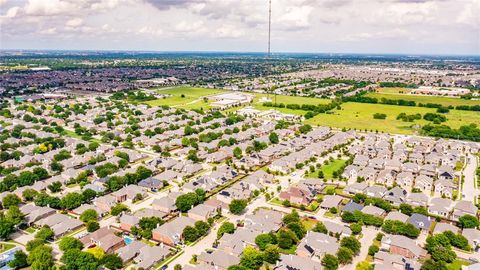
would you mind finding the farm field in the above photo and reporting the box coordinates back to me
[304,102,480,135]
[368,88,480,107]
[144,86,228,108]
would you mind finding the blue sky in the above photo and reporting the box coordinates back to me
[0,0,479,55]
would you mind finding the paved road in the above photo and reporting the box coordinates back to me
[462,153,478,202]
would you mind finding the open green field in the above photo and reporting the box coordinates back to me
[305,159,347,179]
[368,88,480,107]
[304,102,480,135]
[144,86,228,109]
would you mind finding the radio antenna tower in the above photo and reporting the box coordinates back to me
[267,0,272,58]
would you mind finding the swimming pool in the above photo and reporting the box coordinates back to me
[123,235,133,245]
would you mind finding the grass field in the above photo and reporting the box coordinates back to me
[368,88,480,107]
[305,159,347,179]
[304,102,480,135]
[144,86,228,109]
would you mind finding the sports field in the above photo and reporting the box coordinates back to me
[367,88,480,107]
[144,86,228,109]
[304,102,480,135]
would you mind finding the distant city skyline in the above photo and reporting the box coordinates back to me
[0,0,479,55]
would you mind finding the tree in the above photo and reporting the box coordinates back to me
[28,245,54,270]
[82,188,97,202]
[321,254,339,270]
[269,132,279,144]
[194,221,210,236]
[264,245,280,264]
[255,233,275,251]
[350,223,362,235]
[182,226,199,243]
[100,253,123,270]
[368,245,379,256]
[421,259,448,270]
[228,266,248,270]
[175,193,199,212]
[286,222,306,239]
[80,209,98,223]
[61,248,99,270]
[111,204,129,216]
[22,189,38,201]
[355,261,373,270]
[277,229,298,249]
[233,147,242,159]
[282,210,300,224]
[0,216,15,240]
[26,239,45,252]
[50,161,64,172]
[229,199,248,215]
[340,236,361,255]
[239,246,263,270]
[174,265,182,270]
[337,247,354,265]
[47,181,62,193]
[430,246,456,263]
[217,222,235,239]
[35,226,54,241]
[459,214,479,229]
[61,192,84,210]
[59,236,84,252]
[2,194,21,209]
[312,222,328,234]
[8,250,29,268]
[87,221,100,232]
[399,203,413,216]
[5,206,25,225]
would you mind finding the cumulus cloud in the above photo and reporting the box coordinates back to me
[0,0,477,54]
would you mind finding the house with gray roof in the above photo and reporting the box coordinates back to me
[433,223,459,235]
[462,229,480,249]
[320,195,343,210]
[385,211,409,223]
[381,234,427,259]
[343,202,364,213]
[296,231,339,258]
[134,245,171,270]
[361,205,386,217]
[428,197,453,218]
[197,250,240,270]
[452,200,478,221]
[408,213,432,231]
[407,193,428,207]
[276,254,323,270]
[152,216,196,246]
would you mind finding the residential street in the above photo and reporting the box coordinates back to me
[462,153,479,202]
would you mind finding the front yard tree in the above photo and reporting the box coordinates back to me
[321,254,339,270]
[269,132,279,144]
[229,199,247,215]
[459,214,479,229]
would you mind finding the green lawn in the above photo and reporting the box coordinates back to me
[144,86,228,108]
[305,159,347,179]
[0,242,16,253]
[368,88,480,107]
[447,260,469,270]
[304,102,480,135]
[301,218,318,231]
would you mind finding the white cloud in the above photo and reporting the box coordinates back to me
[66,18,83,27]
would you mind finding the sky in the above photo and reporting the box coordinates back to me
[0,0,479,55]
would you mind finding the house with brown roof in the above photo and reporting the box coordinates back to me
[80,227,125,253]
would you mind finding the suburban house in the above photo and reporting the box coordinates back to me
[152,216,196,246]
[381,234,427,260]
[296,231,339,258]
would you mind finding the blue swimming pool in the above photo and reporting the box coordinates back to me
[123,235,133,245]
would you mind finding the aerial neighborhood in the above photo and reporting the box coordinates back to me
[0,53,479,270]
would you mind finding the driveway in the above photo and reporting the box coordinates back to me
[462,153,478,202]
